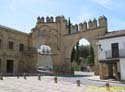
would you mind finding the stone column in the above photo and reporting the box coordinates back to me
[91,41,99,75]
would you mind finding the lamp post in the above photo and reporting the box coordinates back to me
[96,43,103,51]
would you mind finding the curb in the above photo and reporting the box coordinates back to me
[88,78,125,84]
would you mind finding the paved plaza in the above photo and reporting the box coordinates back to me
[0,76,86,92]
[0,72,125,92]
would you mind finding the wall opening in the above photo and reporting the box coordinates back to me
[71,38,94,72]
[7,60,14,73]
[36,45,53,72]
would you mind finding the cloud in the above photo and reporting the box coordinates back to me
[89,0,123,10]
[75,6,102,24]
[71,8,94,24]
[79,8,94,21]
[6,0,125,33]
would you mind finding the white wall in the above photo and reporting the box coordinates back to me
[120,59,125,80]
[97,36,125,60]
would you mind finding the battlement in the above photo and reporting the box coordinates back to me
[35,15,107,35]
[79,16,107,32]
[36,16,66,24]
[71,24,78,33]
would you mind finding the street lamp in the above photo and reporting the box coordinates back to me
[96,43,103,51]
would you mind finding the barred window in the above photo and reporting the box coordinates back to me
[9,41,14,49]
[19,44,24,51]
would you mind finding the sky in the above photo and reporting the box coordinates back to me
[0,0,125,45]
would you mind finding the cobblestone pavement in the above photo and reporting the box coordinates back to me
[0,76,87,92]
[0,73,124,92]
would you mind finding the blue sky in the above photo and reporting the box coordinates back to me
[0,0,125,34]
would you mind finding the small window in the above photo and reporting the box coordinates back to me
[19,44,24,51]
[0,39,2,48]
[8,41,14,49]
[111,43,119,58]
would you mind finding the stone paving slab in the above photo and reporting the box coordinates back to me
[0,76,124,92]
[0,76,84,92]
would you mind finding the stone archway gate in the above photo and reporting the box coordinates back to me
[32,16,108,75]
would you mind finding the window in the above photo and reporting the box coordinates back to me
[111,43,119,58]
[19,44,24,51]
[8,41,14,49]
[0,39,2,48]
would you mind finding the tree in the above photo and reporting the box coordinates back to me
[75,42,81,65]
[71,47,75,63]
[87,45,94,65]
[71,42,81,65]
[68,17,71,34]
[80,45,89,58]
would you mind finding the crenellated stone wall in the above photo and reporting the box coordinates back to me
[31,15,108,75]
[0,15,108,75]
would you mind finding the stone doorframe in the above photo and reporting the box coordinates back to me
[99,60,120,80]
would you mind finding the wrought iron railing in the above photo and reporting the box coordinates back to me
[105,49,125,59]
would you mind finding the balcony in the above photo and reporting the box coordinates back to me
[105,49,125,59]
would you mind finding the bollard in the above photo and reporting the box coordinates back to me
[17,74,19,79]
[105,82,110,91]
[38,74,41,80]
[54,76,57,83]
[23,73,26,80]
[0,73,3,80]
[76,80,80,87]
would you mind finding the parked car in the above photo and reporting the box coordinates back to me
[37,66,53,75]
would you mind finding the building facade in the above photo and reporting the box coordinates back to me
[0,16,108,75]
[0,25,37,74]
[97,30,125,81]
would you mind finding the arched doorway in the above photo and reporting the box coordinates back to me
[70,38,94,72]
[36,45,53,70]
[63,34,98,74]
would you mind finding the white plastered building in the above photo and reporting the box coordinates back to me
[97,30,125,81]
